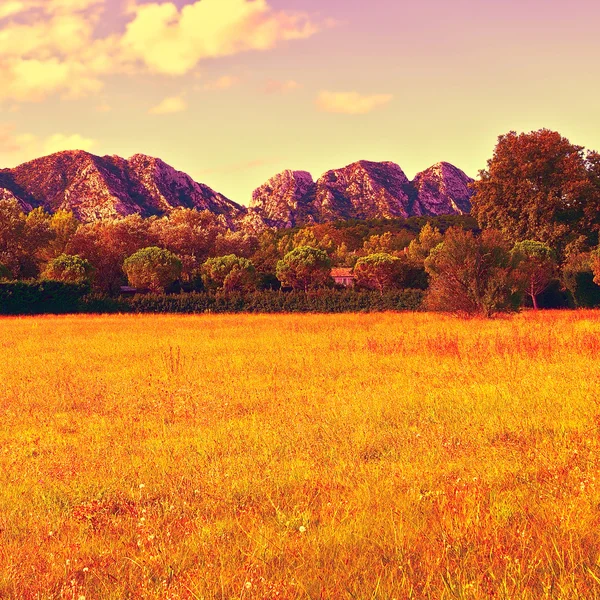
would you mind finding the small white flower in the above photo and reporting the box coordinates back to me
[245,581,252,589]
[299,525,306,533]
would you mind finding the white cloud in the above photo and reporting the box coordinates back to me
[148,96,188,115]
[0,124,96,165]
[0,0,323,102]
[120,0,320,75]
[315,91,393,115]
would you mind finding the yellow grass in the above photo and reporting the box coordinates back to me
[1,311,600,599]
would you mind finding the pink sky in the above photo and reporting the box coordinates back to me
[1,0,599,205]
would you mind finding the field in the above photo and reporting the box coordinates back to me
[2,312,600,599]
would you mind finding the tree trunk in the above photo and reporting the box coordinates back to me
[531,291,539,310]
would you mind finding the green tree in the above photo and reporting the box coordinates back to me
[354,253,405,294]
[424,227,517,317]
[406,223,444,264]
[0,199,26,277]
[276,246,332,291]
[511,241,557,310]
[68,215,155,293]
[471,129,600,253]
[41,254,94,284]
[123,247,182,293]
[201,255,257,293]
[562,251,600,308]
[0,263,11,280]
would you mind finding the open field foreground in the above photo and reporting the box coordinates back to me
[2,313,600,599]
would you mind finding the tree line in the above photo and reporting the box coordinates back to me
[2,128,600,316]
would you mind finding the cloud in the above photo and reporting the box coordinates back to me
[316,91,393,115]
[264,79,301,94]
[148,96,188,115]
[0,0,323,102]
[0,2,26,20]
[203,75,240,91]
[0,124,96,165]
[120,0,320,75]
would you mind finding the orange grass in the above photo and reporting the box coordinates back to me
[1,311,600,599]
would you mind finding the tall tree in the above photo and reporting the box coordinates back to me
[424,227,517,317]
[471,130,600,253]
[511,241,557,310]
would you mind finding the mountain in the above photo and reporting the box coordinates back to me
[250,170,316,228]
[0,151,244,223]
[0,151,473,228]
[412,162,473,216]
[248,160,473,228]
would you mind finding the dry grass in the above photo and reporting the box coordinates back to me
[1,311,600,599]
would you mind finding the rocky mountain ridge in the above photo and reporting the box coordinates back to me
[0,151,473,228]
[0,151,244,224]
[250,160,473,228]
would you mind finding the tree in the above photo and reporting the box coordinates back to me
[424,227,517,317]
[41,254,94,284]
[201,255,257,293]
[354,253,405,294]
[406,223,444,264]
[44,210,80,259]
[150,209,224,281]
[563,250,600,308]
[276,246,332,291]
[68,215,155,293]
[511,241,557,310]
[471,129,600,253]
[0,199,26,278]
[123,247,182,293]
[0,263,11,281]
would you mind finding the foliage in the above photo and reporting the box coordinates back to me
[0,280,89,314]
[425,227,518,317]
[511,240,557,310]
[354,253,405,293]
[41,254,95,284]
[406,222,444,264]
[68,215,155,293]
[81,289,425,314]
[0,264,11,280]
[471,129,600,253]
[561,251,600,307]
[200,254,257,293]
[123,246,182,293]
[276,246,332,291]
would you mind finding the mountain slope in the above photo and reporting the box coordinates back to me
[0,151,244,223]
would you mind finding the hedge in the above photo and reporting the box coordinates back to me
[0,281,90,315]
[80,289,425,314]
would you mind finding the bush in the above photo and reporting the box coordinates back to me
[0,281,89,315]
[79,289,425,314]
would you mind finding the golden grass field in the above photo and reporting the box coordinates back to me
[2,311,600,599]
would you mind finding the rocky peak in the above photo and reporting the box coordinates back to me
[0,151,244,223]
[413,161,473,215]
[313,160,419,221]
[249,169,315,228]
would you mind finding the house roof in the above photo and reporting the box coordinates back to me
[331,268,354,278]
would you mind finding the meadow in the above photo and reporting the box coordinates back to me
[1,311,600,599]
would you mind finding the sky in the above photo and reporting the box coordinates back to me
[1,0,600,206]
